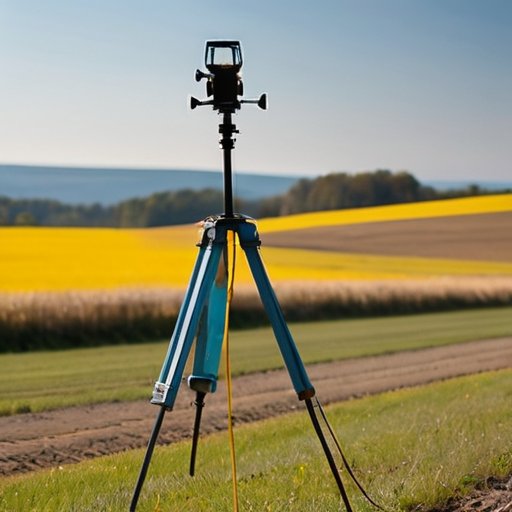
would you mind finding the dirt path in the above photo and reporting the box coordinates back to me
[1,337,511,477]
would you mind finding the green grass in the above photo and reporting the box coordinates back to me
[1,370,511,511]
[0,307,511,416]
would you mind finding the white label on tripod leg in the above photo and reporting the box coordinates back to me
[151,381,170,403]
[165,247,213,388]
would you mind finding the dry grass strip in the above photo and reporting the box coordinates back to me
[1,277,512,352]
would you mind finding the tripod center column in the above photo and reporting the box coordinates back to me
[219,112,238,219]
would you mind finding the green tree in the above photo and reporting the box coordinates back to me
[14,211,37,226]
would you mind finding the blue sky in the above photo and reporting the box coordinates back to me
[1,1,511,182]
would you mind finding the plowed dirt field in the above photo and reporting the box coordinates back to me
[262,212,512,262]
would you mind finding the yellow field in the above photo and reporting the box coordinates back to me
[257,193,512,232]
[1,194,511,292]
[0,226,198,291]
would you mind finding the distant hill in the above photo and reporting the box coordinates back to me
[2,165,510,207]
[0,164,301,205]
[2,167,509,228]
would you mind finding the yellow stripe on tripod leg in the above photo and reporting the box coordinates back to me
[223,230,239,511]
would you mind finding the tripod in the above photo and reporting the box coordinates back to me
[130,111,379,511]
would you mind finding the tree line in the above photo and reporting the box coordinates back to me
[0,189,228,227]
[0,170,505,227]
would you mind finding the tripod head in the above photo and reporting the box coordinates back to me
[190,40,267,113]
[189,40,267,218]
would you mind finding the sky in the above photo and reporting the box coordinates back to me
[1,1,511,182]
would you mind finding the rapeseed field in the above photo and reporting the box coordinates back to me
[1,194,511,292]
[257,193,512,232]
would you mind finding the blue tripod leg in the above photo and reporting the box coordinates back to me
[151,239,224,410]
[188,245,228,395]
[238,221,357,510]
[130,230,224,512]
[238,223,315,400]
[188,243,229,475]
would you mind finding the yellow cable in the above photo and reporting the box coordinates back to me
[223,230,239,511]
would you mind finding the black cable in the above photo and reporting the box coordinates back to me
[314,397,386,511]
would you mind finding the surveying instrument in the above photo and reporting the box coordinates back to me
[130,40,380,512]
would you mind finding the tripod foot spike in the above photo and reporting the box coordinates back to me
[305,398,353,512]
[130,407,166,512]
[189,391,206,477]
